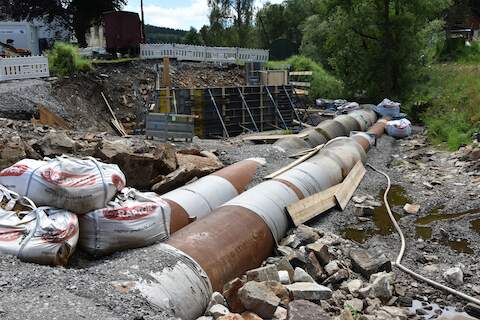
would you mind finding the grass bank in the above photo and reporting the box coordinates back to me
[406,63,480,150]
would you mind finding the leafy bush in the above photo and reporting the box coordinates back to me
[47,42,92,76]
[267,55,344,99]
[406,63,480,150]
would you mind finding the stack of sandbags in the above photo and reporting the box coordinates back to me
[0,156,173,263]
[0,185,79,266]
[78,188,171,257]
[0,156,126,214]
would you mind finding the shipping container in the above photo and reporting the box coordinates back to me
[104,11,142,55]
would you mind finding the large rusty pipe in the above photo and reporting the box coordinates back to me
[142,114,387,319]
[161,158,265,233]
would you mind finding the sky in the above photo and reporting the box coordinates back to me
[125,0,283,31]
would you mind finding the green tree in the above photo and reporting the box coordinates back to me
[183,27,203,45]
[207,0,255,47]
[0,0,126,47]
[301,0,451,99]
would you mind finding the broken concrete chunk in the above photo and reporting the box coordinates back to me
[370,272,395,302]
[267,256,295,281]
[280,234,302,249]
[278,270,291,285]
[223,277,247,313]
[207,292,228,310]
[285,282,332,301]
[238,281,280,319]
[273,306,287,320]
[304,252,324,281]
[403,203,420,214]
[443,267,463,286]
[349,248,392,278]
[324,260,340,275]
[206,304,230,319]
[294,225,320,246]
[306,241,331,266]
[323,269,349,286]
[293,267,315,283]
[264,281,291,306]
[344,298,364,312]
[247,264,279,282]
[346,279,363,294]
[32,131,78,156]
[287,299,331,320]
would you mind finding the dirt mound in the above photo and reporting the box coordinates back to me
[0,60,246,134]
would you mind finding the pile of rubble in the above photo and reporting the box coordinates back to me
[450,141,480,177]
[0,122,223,192]
[171,62,246,88]
[197,224,417,320]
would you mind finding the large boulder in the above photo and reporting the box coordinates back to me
[32,131,78,156]
[95,139,177,189]
[151,150,224,194]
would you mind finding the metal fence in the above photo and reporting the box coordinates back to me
[0,56,50,81]
[140,43,269,63]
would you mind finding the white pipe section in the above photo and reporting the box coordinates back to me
[161,175,238,219]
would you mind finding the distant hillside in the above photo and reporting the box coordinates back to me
[145,24,187,44]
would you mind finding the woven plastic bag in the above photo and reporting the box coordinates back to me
[0,185,79,266]
[78,188,171,257]
[0,156,126,214]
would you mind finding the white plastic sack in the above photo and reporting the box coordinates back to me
[386,118,412,138]
[78,188,171,257]
[0,185,79,266]
[0,156,126,214]
[375,98,401,117]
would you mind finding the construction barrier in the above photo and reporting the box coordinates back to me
[140,43,269,63]
[0,56,50,81]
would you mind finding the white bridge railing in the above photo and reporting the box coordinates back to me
[140,43,269,63]
[0,56,50,81]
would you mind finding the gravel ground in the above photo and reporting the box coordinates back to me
[0,125,479,319]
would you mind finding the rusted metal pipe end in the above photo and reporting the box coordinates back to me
[213,158,265,193]
[168,206,275,291]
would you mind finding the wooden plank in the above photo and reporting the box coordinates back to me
[286,184,341,226]
[289,71,313,76]
[334,161,366,210]
[32,106,70,129]
[242,131,309,142]
[290,81,311,87]
[264,144,324,179]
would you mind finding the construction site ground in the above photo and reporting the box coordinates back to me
[0,62,479,320]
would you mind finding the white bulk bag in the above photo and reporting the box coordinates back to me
[0,185,79,266]
[78,188,171,257]
[0,156,126,214]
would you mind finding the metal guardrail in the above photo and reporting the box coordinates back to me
[140,43,269,63]
[0,56,50,81]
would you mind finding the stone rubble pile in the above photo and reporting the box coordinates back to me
[197,224,420,320]
[0,125,224,192]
